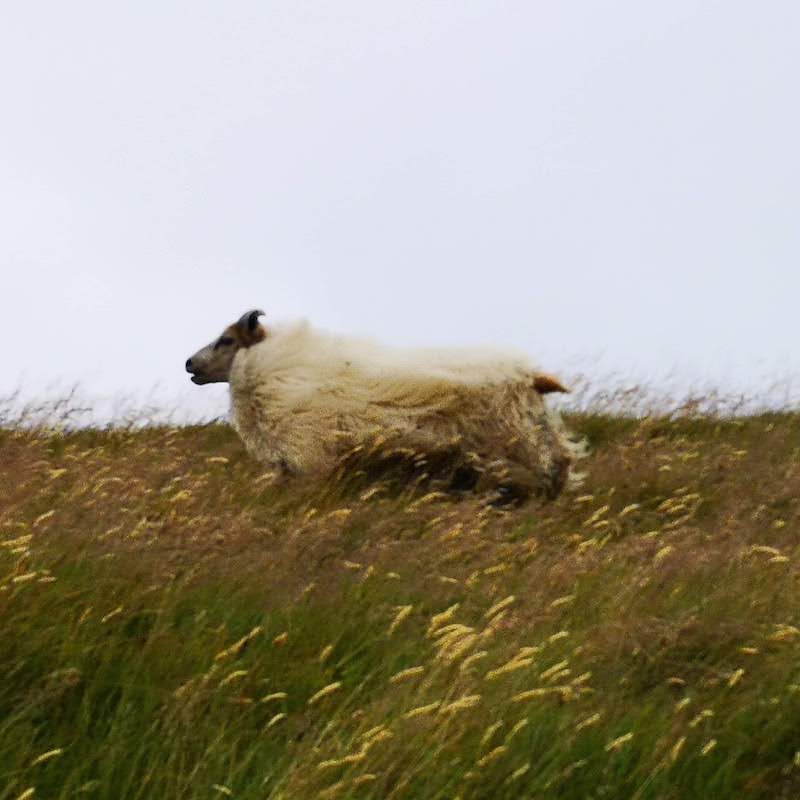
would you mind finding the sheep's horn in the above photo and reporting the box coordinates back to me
[236,309,265,332]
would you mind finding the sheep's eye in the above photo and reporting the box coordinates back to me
[215,336,235,349]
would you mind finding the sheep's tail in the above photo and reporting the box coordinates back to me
[533,374,570,395]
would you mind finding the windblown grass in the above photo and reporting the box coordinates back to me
[2,409,800,798]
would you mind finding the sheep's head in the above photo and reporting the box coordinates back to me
[185,310,266,385]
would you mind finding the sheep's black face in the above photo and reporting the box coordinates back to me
[185,310,266,385]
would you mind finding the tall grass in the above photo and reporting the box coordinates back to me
[2,409,800,798]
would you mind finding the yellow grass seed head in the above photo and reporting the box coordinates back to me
[100,606,123,624]
[748,544,782,557]
[359,486,384,501]
[539,659,570,681]
[319,644,334,664]
[654,545,674,564]
[360,729,393,755]
[689,709,714,728]
[388,605,413,636]
[575,712,602,732]
[427,603,460,637]
[389,666,425,684]
[605,732,634,752]
[546,668,572,684]
[434,624,474,641]
[583,505,610,527]
[511,687,553,703]
[770,624,800,642]
[360,725,387,742]
[403,701,441,719]
[261,692,287,703]
[439,694,481,715]
[670,736,687,763]
[485,658,535,681]
[440,523,465,542]
[317,778,348,799]
[2,535,33,549]
[701,739,717,756]
[308,682,342,706]
[318,758,348,771]
[728,668,745,687]
[16,790,36,800]
[30,749,63,767]
[506,763,531,783]
[215,627,264,661]
[476,746,508,769]
[505,718,529,742]
[219,669,248,687]
[33,510,56,527]
[437,633,479,664]
[480,721,504,748]
[485,595,515,619]
[266,713,286,728]
[460,651,489,673]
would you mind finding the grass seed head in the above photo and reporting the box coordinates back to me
[30,749,63,766]
[670,736,687,763]
[439,695,481,715]
[701,739,718,756]
[403,701,441,719]
[476,745,508,768]
[388,605,413,636]
[389,666,425,684]
[605,732,634,752]
[485,595,515,619]
[308,682,342,706]
[427,603,460,637]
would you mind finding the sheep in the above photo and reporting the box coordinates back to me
[185,310,582,501]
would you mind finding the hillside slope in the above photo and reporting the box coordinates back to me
[2,414,800,799]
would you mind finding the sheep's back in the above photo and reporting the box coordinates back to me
[227,322,573,481]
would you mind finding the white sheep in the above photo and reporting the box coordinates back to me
[186,310,581,500]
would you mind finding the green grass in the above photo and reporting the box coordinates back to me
[2,413,800,798]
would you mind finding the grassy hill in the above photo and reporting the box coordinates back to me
[2,412,800,799]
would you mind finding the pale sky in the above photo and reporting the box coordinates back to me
[2,2,798,420]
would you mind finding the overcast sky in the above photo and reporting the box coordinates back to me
[2,1,798,419]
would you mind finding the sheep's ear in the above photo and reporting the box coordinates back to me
[234,309,266,345]
[533,374,569,394]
